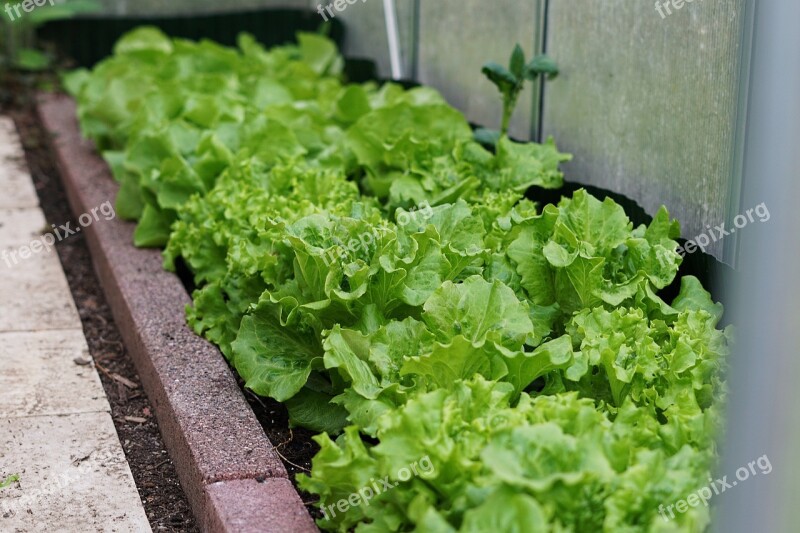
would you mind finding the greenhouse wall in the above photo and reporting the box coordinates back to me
[330,0,752,260]
[542,0,751,260]
[75,0,752,260]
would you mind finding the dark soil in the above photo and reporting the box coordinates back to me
[241,389,321,515]
[4,83,198,532]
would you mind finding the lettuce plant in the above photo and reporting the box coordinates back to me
[68,29,729,532]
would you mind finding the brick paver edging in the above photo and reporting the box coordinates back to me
[37,94,318,533]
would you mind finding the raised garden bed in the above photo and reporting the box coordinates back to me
[38,94,317,533]
[37,25,732,533]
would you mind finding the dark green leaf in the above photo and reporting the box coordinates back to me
[482,61,518,91]
[285,388,349,434]
[525,54,559,80]
[509,44,526,79]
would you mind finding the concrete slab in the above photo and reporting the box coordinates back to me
[0,246,80,333]
[0,113,151,532]
[0,117,39,209]
[0,207,48,247]
[0,329,108,418]
[0,413,150,532]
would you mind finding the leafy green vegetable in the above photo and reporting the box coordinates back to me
[299,376,718,532]
[69,29,729,533]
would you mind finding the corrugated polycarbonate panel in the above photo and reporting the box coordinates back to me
[542,0,748,259]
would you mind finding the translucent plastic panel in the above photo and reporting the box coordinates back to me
[542,0,749,259]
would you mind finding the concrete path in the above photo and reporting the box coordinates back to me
[0,116,151,532]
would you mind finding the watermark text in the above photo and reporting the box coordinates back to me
[2,201,116,269]
[320,455,434,520]
[678,202,770,256]
[658,454,772,521]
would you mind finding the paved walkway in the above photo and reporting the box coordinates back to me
[0,117,151,532]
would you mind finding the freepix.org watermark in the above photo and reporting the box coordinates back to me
[317,0,370,22]
[321,201,433,267]
[677,202,770,257]
[4,0,58,22]
[2,201,115,269]
[658,454,773,522]
[320,455,434,520]
[655,0,703,19]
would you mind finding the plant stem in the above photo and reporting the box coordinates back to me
[501,90,520,137]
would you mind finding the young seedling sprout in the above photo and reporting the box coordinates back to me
[482,44,559,139]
